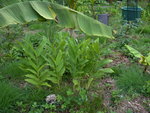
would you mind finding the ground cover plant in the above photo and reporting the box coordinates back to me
[0,0,150,113]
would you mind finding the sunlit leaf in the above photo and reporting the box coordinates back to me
[0,1,113,38]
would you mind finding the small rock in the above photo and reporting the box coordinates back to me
[46,94,56,104]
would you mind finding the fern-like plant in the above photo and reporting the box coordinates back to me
[44,50,65,87]
[66,38,113,90]
[19,37,54,88]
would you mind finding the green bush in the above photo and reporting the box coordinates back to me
[16,32,113,89]
[0,81,21,112]
[116,64,150,94]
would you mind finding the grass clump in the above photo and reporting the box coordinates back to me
[116,64,150,94]
[0,61,25,80]
[0,81,21,112]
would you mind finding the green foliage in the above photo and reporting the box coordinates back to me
[82,95,106,113]
[15,87,52,113]
[8,32,113,112]
[128,36,150,56]
[55,88,106,113]
[116,64,150,94]
[125,45,143,58]
[115,22,139,37]
[0,0,21,8]
[66,38,113,90]
[136,25,150,34]
[125,45,150,66]
[44,50,65,86]
[16,32,113,89]
[111,89,123,106]
[0,81,21,112]
[66,0,78,9]
[24,88,51,102]
[19,36,55,88]
[1,1,150,112]
[15,87,106,113]
[142,5,150,22]
[0,24,24,64]
[0,61,25,80]
[143,80,150,96]
[0,1,113,38]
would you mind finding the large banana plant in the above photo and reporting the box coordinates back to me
[0,1,113,38]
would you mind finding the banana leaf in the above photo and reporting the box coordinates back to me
[125,45,143,58]
[0,1,113,38]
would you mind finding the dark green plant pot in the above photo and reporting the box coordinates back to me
[121,6,142,21]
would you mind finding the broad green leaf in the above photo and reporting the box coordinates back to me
[25,74,39,81]
[25,68,37,75]
[41,82,51,87]
[125,45,143,58]
[25,78,39,86]
[77,13,113,38]
[98,59,113,67]
[47,77,58,84]
[0,1,113,38]
[99,68,114,73]
[30,1,56,20]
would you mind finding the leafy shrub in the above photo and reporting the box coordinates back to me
[0,81,21,112]
[66,38,113,90]
[16,32,113,89]
[19,36,56,88]
[116,64,150,94]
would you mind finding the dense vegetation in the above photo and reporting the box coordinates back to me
[0,0,150,113]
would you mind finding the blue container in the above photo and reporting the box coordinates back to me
[121,6,142,21]
[98,14,109,25]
